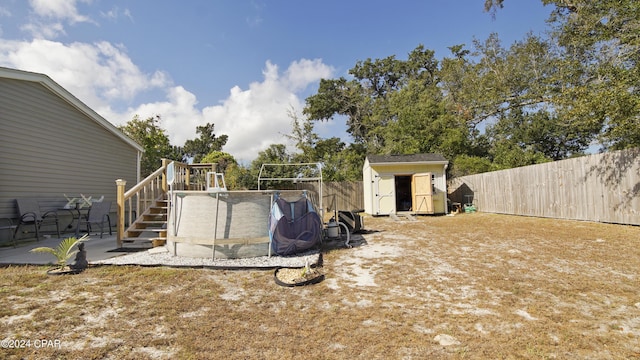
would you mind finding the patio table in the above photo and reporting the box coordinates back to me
[59,202,90,234]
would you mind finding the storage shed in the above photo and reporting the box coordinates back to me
[363,154,449,216]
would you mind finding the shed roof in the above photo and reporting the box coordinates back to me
[366,153,448,165]
[0,66,143,153]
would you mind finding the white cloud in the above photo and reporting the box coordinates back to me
[0,35,334,164]
[23,0,95,39]
[128,59,335,163]
[0,6,11,17]
[0,38,170,115]
[29,0,93,24]
[284,58,333,91]
[100,6,133,22]
[20,20,66,39]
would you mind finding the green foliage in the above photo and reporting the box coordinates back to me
[246,144,294,190]
[304,78,374,145]
[224,162,253,190]
[286,107,320,163]
[331,144,367,181]
[483,0,504,15]
[183,123,229,163]
[494,0,640,151]
[285,108,361,181]
[29,234,89,269]
[200,151,236,173]
[552,0,640,150]
[487,109,588,161]
[490,141,551,169]
[449,155,496,177]
[385,78,472,159]
[118,115,181,177]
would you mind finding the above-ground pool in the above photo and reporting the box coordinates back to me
[166,190,317,259]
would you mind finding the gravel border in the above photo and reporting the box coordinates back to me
[91,247,321,269]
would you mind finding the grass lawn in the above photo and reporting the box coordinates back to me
[1,212,639,359]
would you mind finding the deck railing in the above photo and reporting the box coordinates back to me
[115,159,216,247]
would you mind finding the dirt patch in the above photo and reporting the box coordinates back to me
[1,213,639,359]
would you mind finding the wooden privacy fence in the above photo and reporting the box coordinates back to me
[298,181,364,213]
[448,147,640,225]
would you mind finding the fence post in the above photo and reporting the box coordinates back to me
[115,179,127,248]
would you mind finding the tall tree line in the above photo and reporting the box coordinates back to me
[305,0,639,177]
[119,0,639,185]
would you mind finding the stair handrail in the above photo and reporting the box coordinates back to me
[115,159,215,247]
[116,159,189,247]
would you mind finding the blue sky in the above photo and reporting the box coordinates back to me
[0,0,553,163]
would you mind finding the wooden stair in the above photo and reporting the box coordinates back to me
[122,195,168,247]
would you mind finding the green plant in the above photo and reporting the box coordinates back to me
[30,234,89,270]
[300,258,311,277]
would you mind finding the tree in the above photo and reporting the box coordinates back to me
[483,0,504,16]
[548,0,640,150]
[304,77,375,146]
[449,154,496,177]
[312,137,353,181]
[285,107,319,163]
[439,33,597,163]
[224,162,253,190]
[182,123,229,163]
[118,115,180,177]
[248,144,294,190]
[304,45,456,156]
[284,108,354,181]
[486,0,640,150]
[385,76,472,159]
[200,151,237,174]
[299,0,639,179]
[329,143,367,181]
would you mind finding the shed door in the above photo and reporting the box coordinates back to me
[374,174,395,215]
[412,173,434,214]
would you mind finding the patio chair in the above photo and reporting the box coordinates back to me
[14,199,60,241]
[76,201,112,238]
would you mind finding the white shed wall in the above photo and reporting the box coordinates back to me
[362,160,448,215]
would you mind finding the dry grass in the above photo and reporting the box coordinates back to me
[1,213,640,359]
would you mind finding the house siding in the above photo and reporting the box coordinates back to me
[0,77,138,220]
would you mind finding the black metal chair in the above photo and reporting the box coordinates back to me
[14,199,60,240]
[76,201,112,238]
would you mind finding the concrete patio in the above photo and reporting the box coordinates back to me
[0,233,143,265]
[0,232,324,269]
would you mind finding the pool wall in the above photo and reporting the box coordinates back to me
[166,190,314,259]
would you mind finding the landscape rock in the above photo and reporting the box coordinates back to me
[434,334,461,346]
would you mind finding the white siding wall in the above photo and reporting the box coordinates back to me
[0,78,139,222]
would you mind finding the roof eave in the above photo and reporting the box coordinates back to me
[370,161,449,166]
